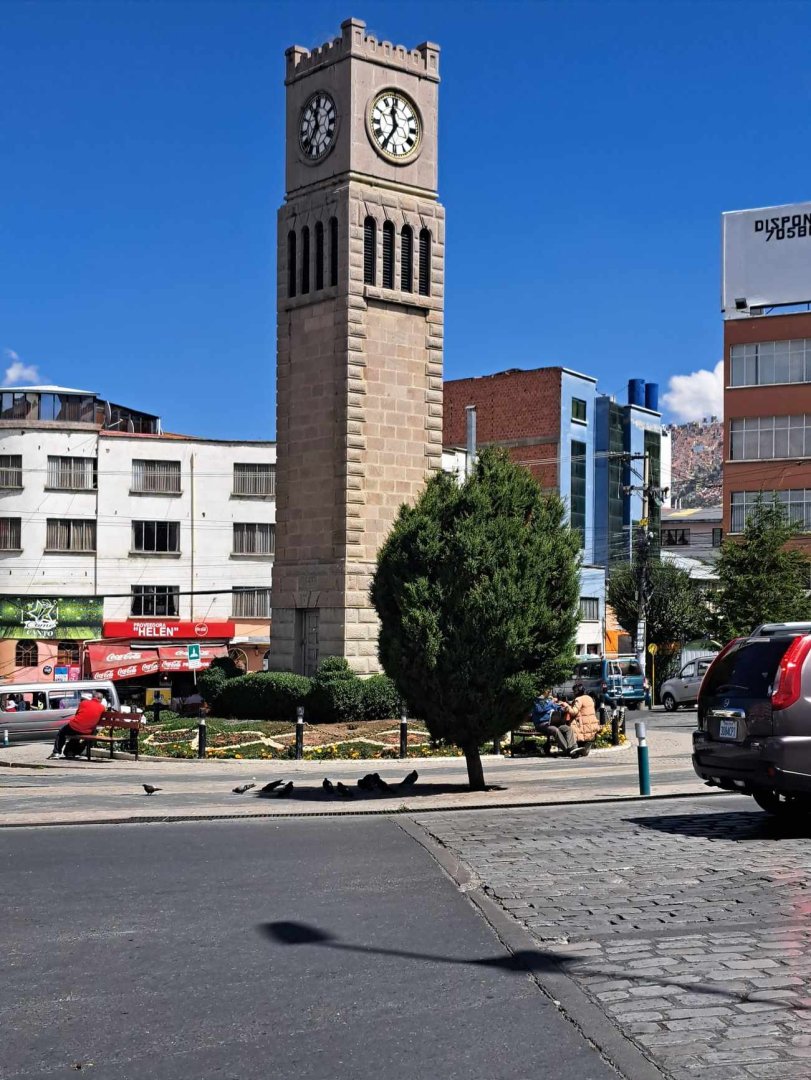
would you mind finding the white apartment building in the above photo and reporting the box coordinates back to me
[0,386,275,696]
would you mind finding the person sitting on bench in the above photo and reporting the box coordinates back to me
[48,691,107,760]
[529,690,579,757]
[560,682,601,757]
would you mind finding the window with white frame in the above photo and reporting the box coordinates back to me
[730,490,811,533]
[132,521,180,554]
[0,455,22,488]
[47,456,97,490]
[233,523,275,555]
[232,587,271,618]
[131,585,180,617]
[729,415,811,460]
[233,463,275,496]
[579,597,600,622]
[45,519,96,552]
[0,518,21,550]
[131,459,181,494]
[730,339,811,387]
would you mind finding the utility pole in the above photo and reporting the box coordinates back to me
[625,451,669,687]
[634,452,651,673]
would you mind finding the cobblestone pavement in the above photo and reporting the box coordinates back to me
[415,795,811,1080]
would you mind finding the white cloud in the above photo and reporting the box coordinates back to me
[662,360,724,422]
[2,349,42,387]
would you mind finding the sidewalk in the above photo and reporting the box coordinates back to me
[0,714,718,826]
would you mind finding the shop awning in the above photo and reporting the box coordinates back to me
[85,643,228,681]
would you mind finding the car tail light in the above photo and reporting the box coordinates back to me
[772,635,811,711]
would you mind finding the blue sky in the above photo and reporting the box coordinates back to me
[2,0,810,439]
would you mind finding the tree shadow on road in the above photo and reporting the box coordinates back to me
[628,810,811,842]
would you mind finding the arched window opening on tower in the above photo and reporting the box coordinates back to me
[363,217,376,285]
[418,228,431,296]
[382,221,395,289]
[301,226,310,294]
[315,221,324,291]
[287,231,296,298]
[329,217,339,286]
[400,226,413,292]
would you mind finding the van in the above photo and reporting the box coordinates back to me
[0,681,120,741]
[693,622,811,815]
[558,655,647,707]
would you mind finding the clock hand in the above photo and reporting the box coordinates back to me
[382,103,399,148]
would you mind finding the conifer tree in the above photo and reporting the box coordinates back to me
[371,448,581,790]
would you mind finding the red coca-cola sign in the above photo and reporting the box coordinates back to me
[103,620,234,640]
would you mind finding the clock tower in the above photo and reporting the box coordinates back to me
[270,18,444,675]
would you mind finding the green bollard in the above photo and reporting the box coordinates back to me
[635,720,651,796]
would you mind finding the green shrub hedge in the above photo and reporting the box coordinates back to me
[212,658,404,723]
[361,673,401,721]
[306,657,363,724]
[216,672,313,721]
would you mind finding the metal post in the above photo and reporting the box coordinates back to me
[465,404,477,477]
[197,717,207,759]
[295,705,304,761]
[611,706,620,746]
[635,720,651,796]
[492,736,501,756]
[399,705,408,759]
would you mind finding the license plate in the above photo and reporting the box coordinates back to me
[719,719,738,740]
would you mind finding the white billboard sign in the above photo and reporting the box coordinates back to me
[722,201,811,318]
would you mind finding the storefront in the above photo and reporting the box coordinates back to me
[0,595,103,685]
[84,620,235,705]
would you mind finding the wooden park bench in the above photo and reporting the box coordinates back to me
[509,723,554,757]
[65,711,144,762]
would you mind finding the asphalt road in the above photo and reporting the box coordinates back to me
[1,817,620,1080]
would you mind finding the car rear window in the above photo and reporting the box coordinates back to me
[618,660,642,677]
[701,639,794,699]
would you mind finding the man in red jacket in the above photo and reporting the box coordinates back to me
[48,691,107,759]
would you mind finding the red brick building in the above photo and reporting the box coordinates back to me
[723,311,811,556]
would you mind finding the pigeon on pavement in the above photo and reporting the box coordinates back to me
[398,770,419,789]
[322,778,334,792]
[259,780,284,793]
[233,783,256,794]
[371,773,390,792]
[357,774,375,792]
[279,781,294,796]
[142,784,161,795]
[336,781,353,798]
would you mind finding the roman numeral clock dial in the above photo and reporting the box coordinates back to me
[299,91,337,161]
[369,91,421,161]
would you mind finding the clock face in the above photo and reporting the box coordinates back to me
[369,91,421,161]
[299,91,337,161]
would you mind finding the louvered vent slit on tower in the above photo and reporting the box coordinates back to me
[315,221,324,291]
[363,217,376,285]
[329,217,338,286]
[382,221,395,289]
[401,226,413,292]
[418,228,431,296]
[301,226,310,294]
[287,231,296,298]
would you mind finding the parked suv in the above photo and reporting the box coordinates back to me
[660,656,716,711]
[692,623,811,815]
[558,655,647,708]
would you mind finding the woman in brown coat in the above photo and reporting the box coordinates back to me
[563,684,601,756]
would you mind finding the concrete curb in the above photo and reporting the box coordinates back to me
[0,787,730,829]
[398,816,666,1080]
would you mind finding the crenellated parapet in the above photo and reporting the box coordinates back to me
[285,16,440,84]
